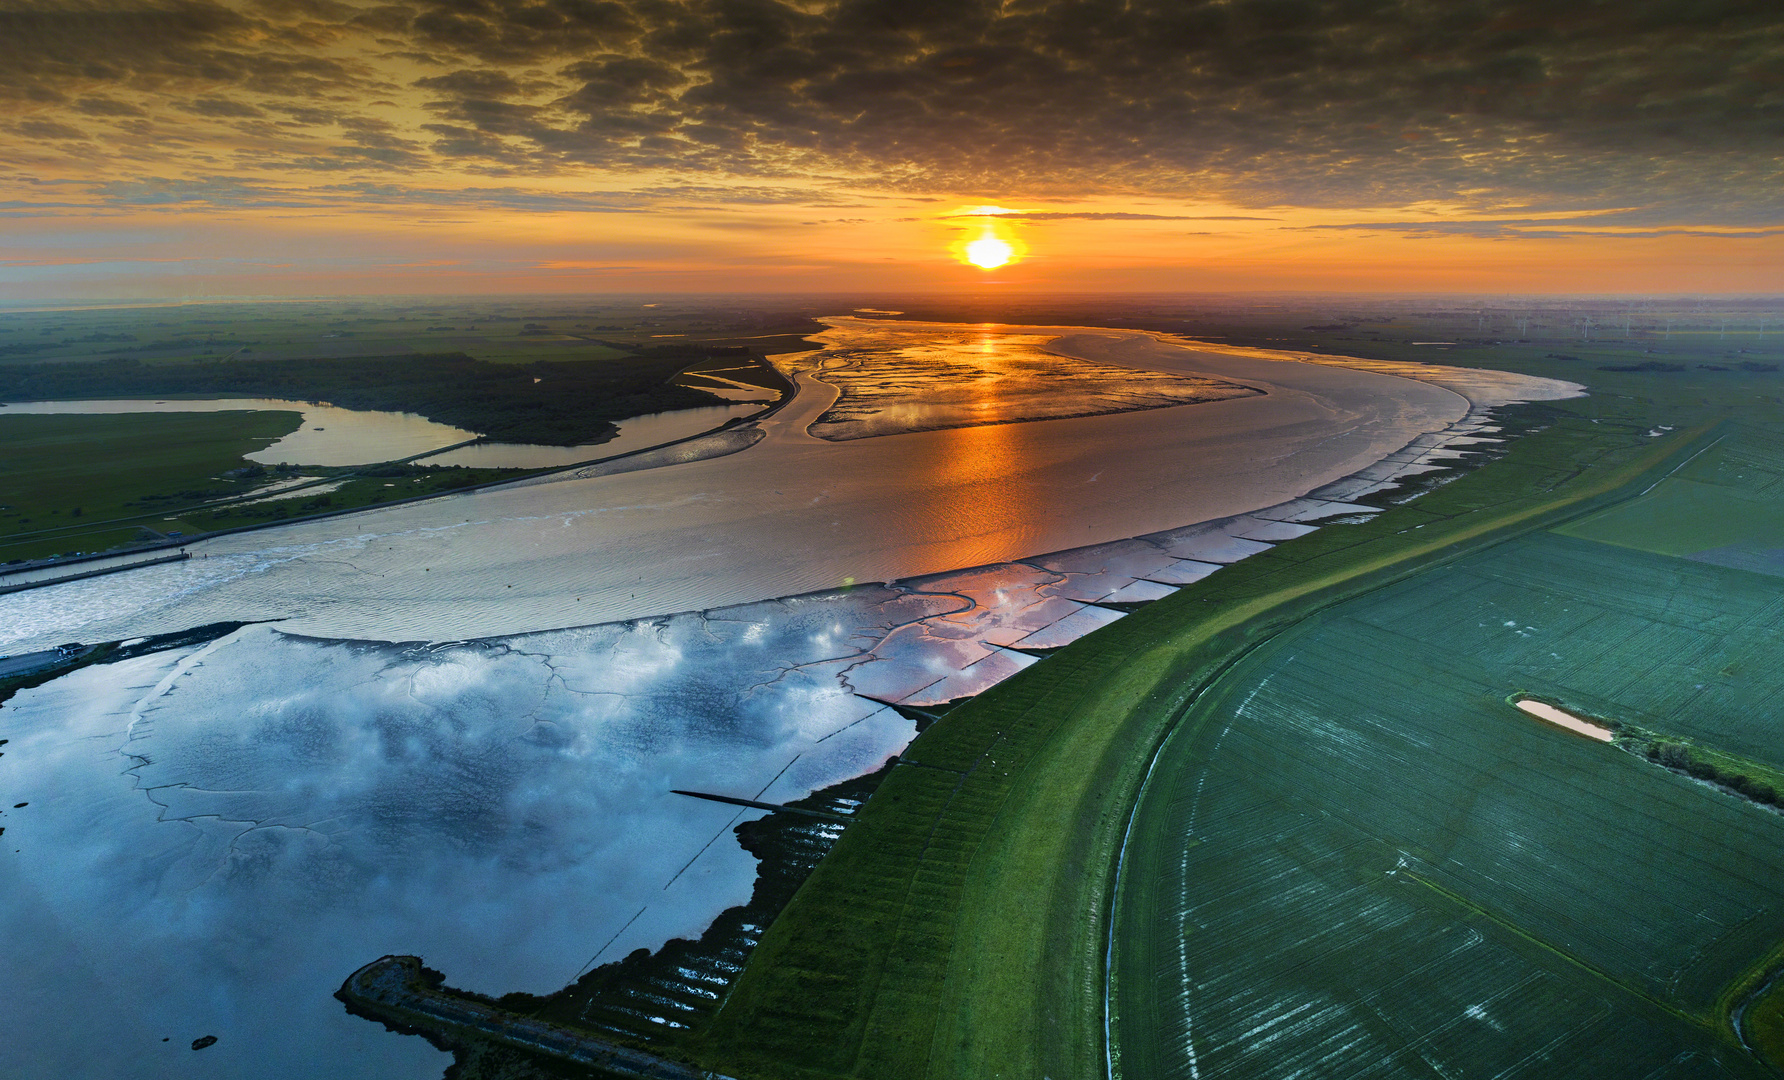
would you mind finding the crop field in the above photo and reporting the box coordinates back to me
[1559,429,1784,573]
[1111,511,1784,1077]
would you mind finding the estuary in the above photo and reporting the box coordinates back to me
[0,318,1579,1079]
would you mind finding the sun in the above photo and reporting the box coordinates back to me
[948,206,1028,270]
[965,236,1014,269]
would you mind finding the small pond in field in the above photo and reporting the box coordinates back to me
[1515,698,1614,741]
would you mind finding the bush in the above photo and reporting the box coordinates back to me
[1653,743,1692,769]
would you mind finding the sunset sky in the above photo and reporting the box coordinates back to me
[3,0,1781,297]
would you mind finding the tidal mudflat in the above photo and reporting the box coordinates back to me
[796,319,1260,440]
[1,397,769,473]
[0,492,1456,1080]
[0,318,1581,1078]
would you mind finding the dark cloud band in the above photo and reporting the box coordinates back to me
[2,0,1781,216]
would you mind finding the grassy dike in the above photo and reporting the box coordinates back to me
[690,412,1723,1080]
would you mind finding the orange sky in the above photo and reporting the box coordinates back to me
[2,2,1781,298]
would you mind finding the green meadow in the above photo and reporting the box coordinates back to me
[0,410,302,561]
[1112,516,1784,1079]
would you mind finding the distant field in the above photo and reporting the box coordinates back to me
[0,301,803,563]
[0,412,526,562]
[0,297,825,370]
[0,411,301,561]
[1558,430,1784,570]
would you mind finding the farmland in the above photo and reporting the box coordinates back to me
[0,296,824,369]
[1110,520,1784,1078]
[1558,428,1784,576]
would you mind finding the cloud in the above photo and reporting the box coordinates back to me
[944,211,1281,221]
[74,96,149,117]
[24,175,864,215]
[182,96,265,118]
[13,119,90,141]
[0,1,1780,220]
[1299,218,1784,240]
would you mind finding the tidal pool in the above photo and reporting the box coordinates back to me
[1515,698,1614,741]
[793,322,1260,440]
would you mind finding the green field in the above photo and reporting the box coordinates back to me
[0,297,825,370]
[1558,429,1784,573]
[0,410,302,560]
[1111,522,1784,1078]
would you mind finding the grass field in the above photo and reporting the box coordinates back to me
[0,411,302,561]
[1110,526,1784,1077]
[0,297,824,370]
[1558,428,1784,570]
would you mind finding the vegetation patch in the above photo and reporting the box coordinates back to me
[0,410,524,562]
[0,410,303,561]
